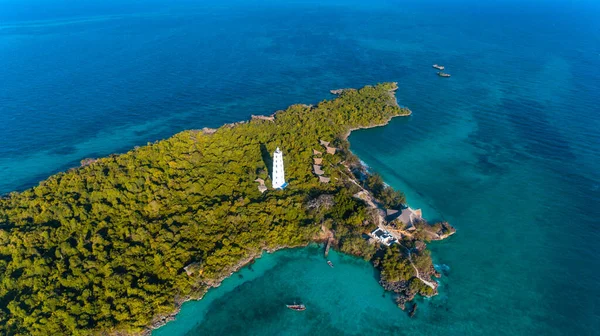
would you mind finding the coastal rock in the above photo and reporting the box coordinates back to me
[395,294,412,310]
[408,303,418,318]
[251,114,275,122]
[149,315,175,331]
[202,127,217,135]
[80,158,98,167]
[414,220,456,241]
[224,121,247,128]
[330,88,355,95]
[379,278,408,292]
[437,221,457,239]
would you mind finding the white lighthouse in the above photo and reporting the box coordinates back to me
[272,147,287,189]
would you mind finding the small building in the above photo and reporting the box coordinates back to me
[313,164,324,175]
[370,228,397,246]
[319,139,337,155]
[319,139,330,147]
[319,176,330,183]
[313,149,323,156]
[313,157,323,165]
[254,178,267,193]
[183,262,201,276]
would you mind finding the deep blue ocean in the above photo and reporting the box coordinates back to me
[1,0,599,335]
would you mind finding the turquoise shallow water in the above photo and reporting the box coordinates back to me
[156,246,416,336]
[1,0,600,335]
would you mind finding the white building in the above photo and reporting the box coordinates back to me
[272,147,287,189]
[371,228,396,246]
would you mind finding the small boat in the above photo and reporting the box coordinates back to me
[437,72,451,77]
[286,304,306,311]
[432,64,445,70]
[327,260,334,268]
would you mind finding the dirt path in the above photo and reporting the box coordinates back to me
[398,244,436,289]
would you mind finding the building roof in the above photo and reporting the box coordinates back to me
[319,176,330,183]
[370,228,396,246]
[313,157,323,165]
[254,178,267,193]
[326,146,337,155]
[313,165,324,175]
[183,262,200,276]
[313,149,323,156]
[397,207,422,226]
[319,139,330,147]
[374,229,386,238]
[386,209,399,216]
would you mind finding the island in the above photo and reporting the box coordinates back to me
[0,83,454,335]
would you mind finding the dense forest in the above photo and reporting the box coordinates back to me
[0,83,449,335]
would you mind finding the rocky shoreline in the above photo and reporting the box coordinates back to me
[147,210,453,334]
[147,234,344,334]
[143,241,316,335]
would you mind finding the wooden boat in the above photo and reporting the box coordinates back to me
[286,304,306,311]
[327,260,334,268]
[432,64,445,70]
[437,72,451,77]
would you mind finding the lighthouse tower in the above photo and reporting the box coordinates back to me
[272,147,287,189]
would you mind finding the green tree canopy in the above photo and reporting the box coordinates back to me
[0,83,414,335]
